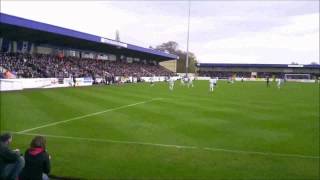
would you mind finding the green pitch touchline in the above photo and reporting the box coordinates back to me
[15,132,320,160]
[17,98,163,134]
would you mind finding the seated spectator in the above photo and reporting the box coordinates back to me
[19,136,51,180]
[0,133,25,180]
[0,52,175,79]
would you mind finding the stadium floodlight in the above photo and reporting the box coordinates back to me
[185,0,191,77]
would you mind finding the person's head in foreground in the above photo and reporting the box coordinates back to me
[0,133,12,145]
[30,136,46,150]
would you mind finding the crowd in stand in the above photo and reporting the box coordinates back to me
[0,52,174,79]
[2,53,317,81]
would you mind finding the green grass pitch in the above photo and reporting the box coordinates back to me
[1,81,319,179]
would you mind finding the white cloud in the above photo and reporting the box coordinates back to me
[272,13,318,36]
[1,1,140,38]
[1,1,319,64]
[195,13,319,64]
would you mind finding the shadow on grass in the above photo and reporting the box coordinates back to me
[49,174,87,180]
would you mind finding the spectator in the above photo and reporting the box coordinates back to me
[0,133,25,180]
[19,136,51,180]
[0,52,175,79]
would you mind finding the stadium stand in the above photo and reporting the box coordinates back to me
[0,13,177,83]
[197,63,320,79]
[0,52,174,79]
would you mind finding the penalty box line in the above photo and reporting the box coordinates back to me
[15,132,320,160]
[17,98,163,134]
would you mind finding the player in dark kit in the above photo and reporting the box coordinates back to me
[72,74,76,87]
[266,76,270,87]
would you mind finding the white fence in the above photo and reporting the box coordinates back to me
[196,77,317,83]
[1,76,316,91]
[0,76,182,91]
[140,76,180,82]
[0,77,93,91]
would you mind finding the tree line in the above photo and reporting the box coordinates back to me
[150,41,198,73]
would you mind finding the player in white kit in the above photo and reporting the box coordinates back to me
[277,78,282,89]
[149,75,155,86]
[187,76,194,88]
[209,77,217,92]
[180,77,185,86]
[169,77,175,91]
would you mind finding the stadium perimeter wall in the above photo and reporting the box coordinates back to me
[1,76,316,91]
[196,77,317,83]
[1,77,190,91]
[0,76,181,91]
[0,78,93,91]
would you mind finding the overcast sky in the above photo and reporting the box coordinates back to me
[1,0,319,64]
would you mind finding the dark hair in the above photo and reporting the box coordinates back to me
[30,136,46,149]
[0,133,12,143]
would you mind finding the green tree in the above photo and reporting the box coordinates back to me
[155,41,179,54]
[155,41,197,73]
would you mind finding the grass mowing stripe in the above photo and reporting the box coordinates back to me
[14,132,320,160]
[2,82,318,179]
[17,98,163,133]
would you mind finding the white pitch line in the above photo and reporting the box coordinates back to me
[17,98,163,133]
[14,132,320,160]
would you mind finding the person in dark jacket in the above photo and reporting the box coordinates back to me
[73,74,77,87]
[0,133,25,180]
[19,136,51,180]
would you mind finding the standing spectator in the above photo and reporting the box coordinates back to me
[0,133,25,180]
[72,74,76,87]
[19,136,51,180]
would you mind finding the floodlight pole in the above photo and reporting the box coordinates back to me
[185,0,191,77]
